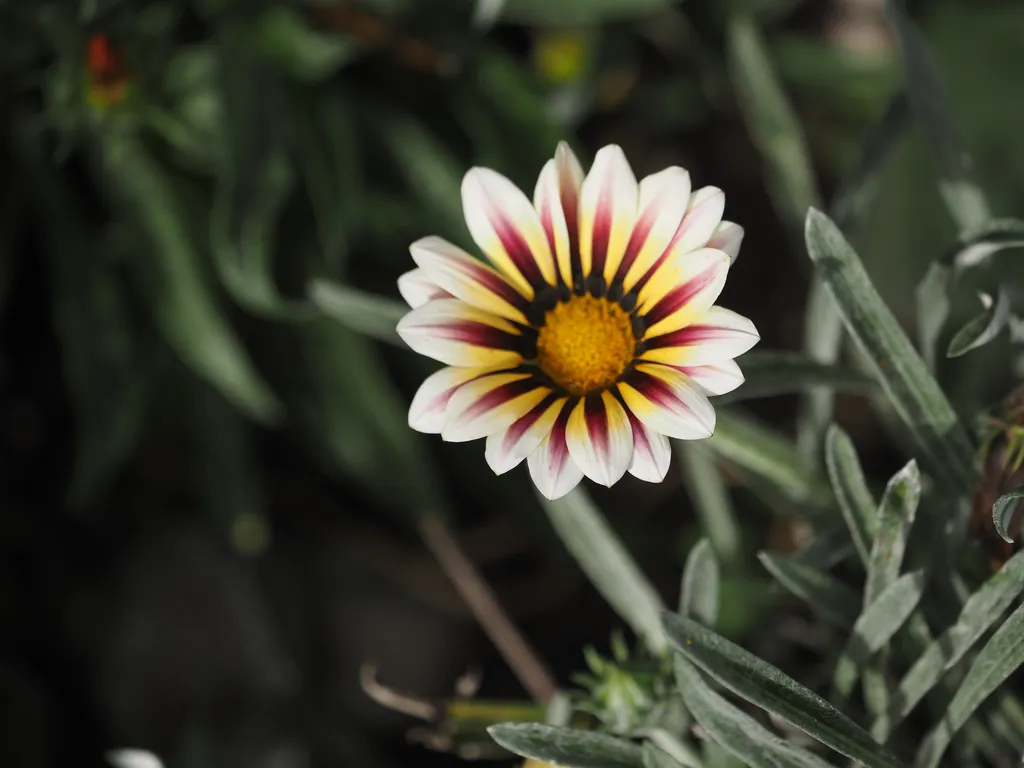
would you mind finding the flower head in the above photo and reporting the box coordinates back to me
[397,143,758,500]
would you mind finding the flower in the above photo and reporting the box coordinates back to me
[86,34,129,110]
[396,143,758,500]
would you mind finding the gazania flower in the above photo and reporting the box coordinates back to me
[397,143,758,500]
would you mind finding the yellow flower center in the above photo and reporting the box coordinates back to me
[536,295,635,396]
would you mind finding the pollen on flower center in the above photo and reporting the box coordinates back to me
[536,295,636,396]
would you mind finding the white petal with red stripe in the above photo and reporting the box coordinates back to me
[442,372,551,443]
[679,359,745,396]
[397,268,450,308]
[667,186,725,258]
[408,366,488,433]
[485,396,567,475]
[626,412,672,483]
[618,166,691,292]
[707,220,744,263]
[642,306,760,366]
[637,248,730,338]
[565,391,634,487]
[618,363,716,440]
[396,298,524,368]
[410,236,529,324]
[534,142,585,287]
[528,408,584,500]
[462,168,557,295]
[579,145,638,283]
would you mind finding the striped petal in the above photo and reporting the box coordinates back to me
[618,363,716,440]
[528,407,584,500]
[642,306,760,365]
[443,372,552,443]
[411,236,529,324]
[626,410,672,483]
[534,142,585,288]
[637,248,730,339]
[485,395,568,475]
[579,145,639,283]
[565,391,634,487]
[397,298,524,368]
[668,186,725,257]
[409,365,490,434]
[617,166,691,293]
[462,168,557,295]
[707,220,744,263]
[678,359,745,396]
[398,268,451,308]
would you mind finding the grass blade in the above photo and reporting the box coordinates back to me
[672,657,836,768]
[676,443,742,565]
[864,460,920,606]
[488,723,643,768]
[758,552,859,628]
[916,602,1024,768]
[824,424,877,566]
[946,289,1010,358]
[717,351,874,404]
[872,550,1024,740]
[663,613,906,768]
[804,208,975,491]
[993,485,1024,543]
[310,279,405,346]
[833,571,926,699]
[680,538,720,628]
[540,488,667,653]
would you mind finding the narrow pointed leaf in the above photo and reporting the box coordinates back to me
[540,488,667,653]
[946,290,1010,358]
[717,352,874,404]
[993,485,1024,544]
[872,549,1024,740]
[663,613,906,768]
[824,424,877,566]
[758,552,859,628]
[641,743,687,768]
[488,723,643,768]
[310,279,405,346]
[680,538,720,627]
[916,601,1024,768]
[834,571,925,699]
[864,460,920,606]
[804,208,975,490]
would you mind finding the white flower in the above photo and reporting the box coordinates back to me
[397,143,758,499]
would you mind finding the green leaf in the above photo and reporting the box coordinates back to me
[496,0,671,25]
[915,262,950,373]
[758,552,859,628]
[100,134,282,424]
[916,601,1024,768]
[864,460,920,606]
[716,351,873,404]
[676,443,741,565]
[488,723,643,768]
[884,0,990,232]
[872,549,1024,740]
[247,5,359,81]
[680,538,720,628]
[708,409,826,506]
[804,208,975,490]
[824,424,877,566]
[309,279,405,346]
[954,218,1024,268]
[833,571,925,699]
[641,743,687,768]
[663,613,906,768]
[672,657,836,768]
[946,289,1009,358]
[539,488,667,653]
[993,485,1024,544]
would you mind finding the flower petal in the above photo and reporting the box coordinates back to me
[411,236,530,324]
[707,220,744,263]
[443,372,551,443]
[397,268,451,308]
[626,410,672,483]
[617,363,716,440]
[534,141,585,288]
[528,406,584,500]
[485,395,568,475]
[637,248,731,339]
[462,167,557,295]
[642,306,760,365]
[668,186,725,257]
[617,166,691,293]
[397,298,525,368]
[409,365,492,434]
[565,391,634,487]
[677,359,745,396]
[579,145,638,283]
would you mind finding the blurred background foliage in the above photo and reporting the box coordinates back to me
[2,0,1024,766]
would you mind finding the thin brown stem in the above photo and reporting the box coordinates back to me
[418,513,557,703]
